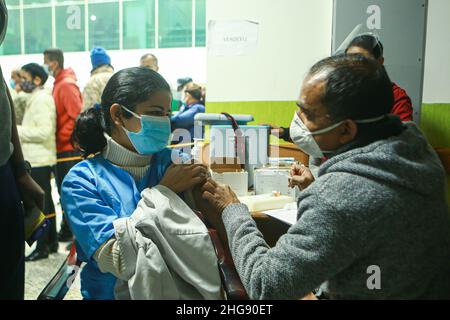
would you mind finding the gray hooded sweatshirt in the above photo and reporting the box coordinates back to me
[222,123,450,299]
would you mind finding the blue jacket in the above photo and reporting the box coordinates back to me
[171,103,205,142]
[61,148,188,300]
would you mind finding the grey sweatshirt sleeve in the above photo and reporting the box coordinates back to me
[222,191,369,300]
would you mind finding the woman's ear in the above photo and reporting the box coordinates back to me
[338,119,358,145]
[33,76,42,87]
[109,103,123,126]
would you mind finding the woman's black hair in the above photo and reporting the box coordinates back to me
[345,34,384,60]
[72,67,171,158]
[185,83,205,105]
[21,63,49,85]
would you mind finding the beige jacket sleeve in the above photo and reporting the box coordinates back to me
[82,78,101,111]
[93,237,129,281]
[17,93,55,143]
[82,70,113,111]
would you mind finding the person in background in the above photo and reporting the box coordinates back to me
[0,0,45,299]
[61,67,208,299]
[9,68,22,96]
[171,82,205,144]
[268,34,414,143]
[171,77,193,112]
[16,63,58,261]
[140,53,159,72]
[346,34,413,122]
[9,68,30,125]
[266,123,292,142]
[82,47,114,111]
[43,48,83,243]
[177,77,193,98]
[200,54,450,299]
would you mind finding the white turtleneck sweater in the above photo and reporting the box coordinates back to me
[94,135,198,281]
[102,134,152,181]
[93,135,154,279]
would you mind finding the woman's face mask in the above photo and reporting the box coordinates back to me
[120,105,171,155]
[21,80,37,93]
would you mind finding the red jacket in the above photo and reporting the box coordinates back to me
[53,68,83,153]
[392,83,413,122]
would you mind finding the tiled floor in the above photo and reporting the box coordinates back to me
[24,242,82,300]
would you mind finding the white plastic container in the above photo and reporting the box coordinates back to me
[211,171,249,197]
[238,193,295,212]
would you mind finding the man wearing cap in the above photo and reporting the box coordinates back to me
[1,0,45,299]
[177,77,193,94]
[172,77,193,112]
[82,47,114,111]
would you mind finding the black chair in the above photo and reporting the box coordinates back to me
[194,210,249,300]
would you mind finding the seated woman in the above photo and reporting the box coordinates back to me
[345,34,414,122]
[61,67,220,300]
[171,83,205,143]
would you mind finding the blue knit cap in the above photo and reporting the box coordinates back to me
[90,47,111,71]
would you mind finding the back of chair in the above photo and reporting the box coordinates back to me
[435,148,450,174]
[194,210,249,300]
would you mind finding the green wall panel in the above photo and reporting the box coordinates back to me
[420,104,450,148]
[206,102,450,148]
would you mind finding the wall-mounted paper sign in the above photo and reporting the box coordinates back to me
[208,19,259,56]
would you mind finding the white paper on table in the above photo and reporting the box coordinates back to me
[208,19,259,56]
[262,203,298,226]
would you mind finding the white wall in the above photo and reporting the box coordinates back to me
[422,0,450,103]
[0,47,207,92]
[206,0,450,105]
[206,0,333,102]
[1,0,448,104]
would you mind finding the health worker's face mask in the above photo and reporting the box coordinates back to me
[289,111,385,158]
[120,105,171,155]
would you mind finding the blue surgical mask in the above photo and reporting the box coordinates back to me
[120,105,171,155]
[43,64,54,77]
[9,79,16,90]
